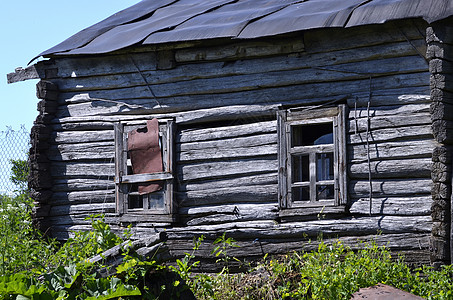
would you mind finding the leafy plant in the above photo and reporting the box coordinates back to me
[9,158,28,193]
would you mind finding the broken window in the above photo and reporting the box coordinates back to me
[114,118,175,221]
[277,105,347,210]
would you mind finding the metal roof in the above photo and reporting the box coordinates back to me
[39,0,453,57]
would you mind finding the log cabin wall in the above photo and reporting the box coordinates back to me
[34,19,434,266]
[427,17,453,267]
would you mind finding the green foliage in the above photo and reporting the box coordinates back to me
[50,215,125,267]
[0,193,56,277]
[192,240,453,300]
[168,235,203,283]
[9,158,28,193]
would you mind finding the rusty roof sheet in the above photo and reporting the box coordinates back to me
[38,0,453,58]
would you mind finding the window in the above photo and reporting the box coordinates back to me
[114,118,175,222]
[277,105,347,213]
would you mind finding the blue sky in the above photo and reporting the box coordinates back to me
[0,0,139,132]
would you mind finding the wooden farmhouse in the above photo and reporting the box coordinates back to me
[8,0,453,268]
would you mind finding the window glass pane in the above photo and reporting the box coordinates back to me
[292,155,309,183]
[148,191,165,210]
[317,185,334,200]
[317,152,334,181]
[291,123,333,147]
[292,186,310,202]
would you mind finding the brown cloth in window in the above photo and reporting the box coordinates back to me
[127,119,163,194]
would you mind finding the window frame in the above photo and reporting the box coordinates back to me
[277,105,347,214]
[114,118,176,223]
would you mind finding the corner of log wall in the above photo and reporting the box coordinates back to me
[427,19,453,267]
[29,79,59,234]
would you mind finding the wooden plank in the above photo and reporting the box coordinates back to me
[178,157,277,181]
[349,140,436,162]
[350,178,432,197]
[51,190,115,205]
[349,158,432,179]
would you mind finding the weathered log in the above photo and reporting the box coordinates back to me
[349,158,432,179]
[51,190,115,205]
[432,119,453,144]
[432,161,450,183]
[50,202,116,217]
[7,65,40,83]
[426,43,453,62]
[178,120,276,143]
[52,178,115,192]
[431,101,453,121]
[52,130,114,144]
[51,162,115,178]
[178,133,277,162]
[430,73,453,93]
[348,102,429,120]
[177,157,277,181]
[166,232,430,261]
[304,19,426,53]
[48,142,115,161]
[55,54,427,95]
[429,58,453,74]
[431,88,453,104]
[56,71,430,114]
[350,178,432,197]
[349,113,431,133]
[50,52,158,78]
[349,140,435,162]
[349,196,432,216]
[177,184,277,207]
[165,215,432,240]
[180,203,278,226]
[348,126,432,145]
[179,172,277,192]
